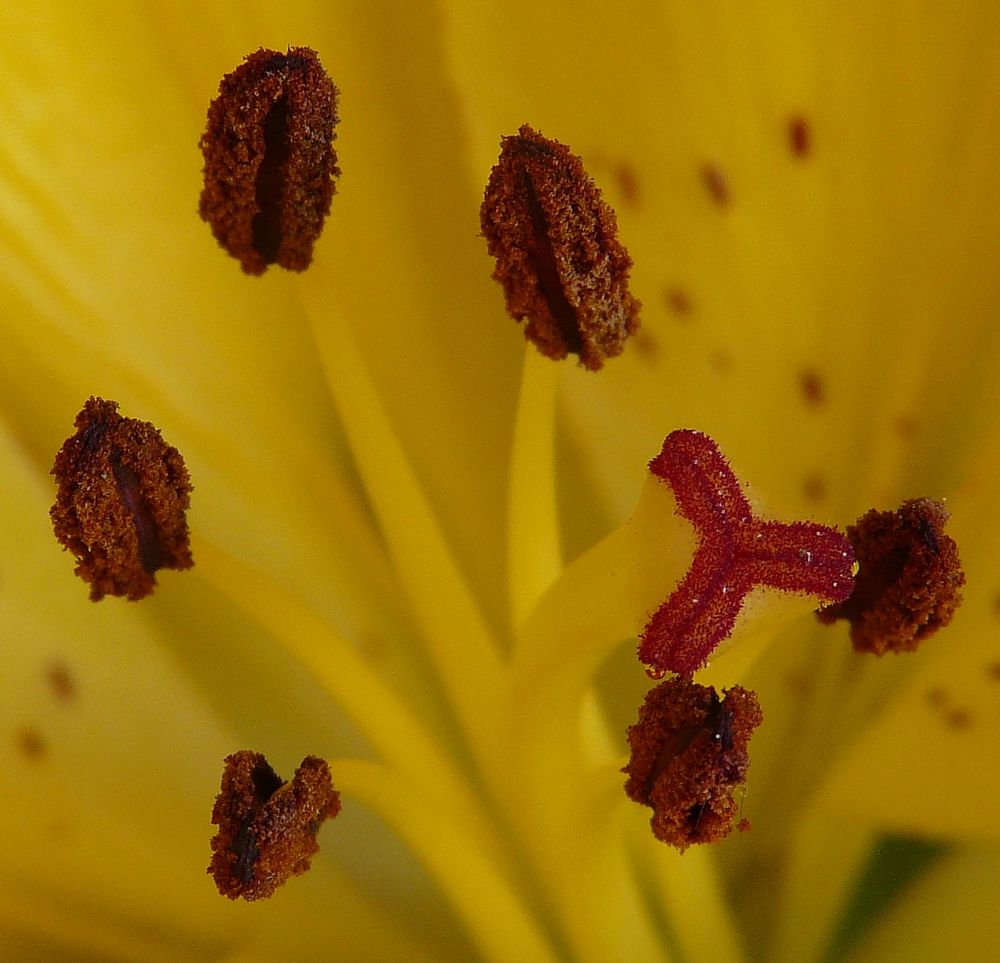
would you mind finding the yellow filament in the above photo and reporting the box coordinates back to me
[329,758,560,963]
[295,296,505,746]
[628,819,748,963]
[484,476,695,962]
[508,347,561,629]
[194,537,479,821]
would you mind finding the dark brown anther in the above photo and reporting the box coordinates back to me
[208,751,341,901]
[817,498,965,655]
[50,398,193,601]
[623,678,763,851]
[199,47,340,274]
[480,124,641,371]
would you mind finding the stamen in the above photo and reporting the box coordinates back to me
[50,398,193,601]
[623,677,763,851]
[817,498,965,654]
[208,751,341,901]
[480,124,641,370]
[639,430,854,676]
[199,47,340,274]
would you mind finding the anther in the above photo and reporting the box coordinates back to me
[199,47,340,274]
[480,124,641,370]
[817,498,965,654]
[208,751,341,900]
[50,398,193,600]
[623,678,763,850]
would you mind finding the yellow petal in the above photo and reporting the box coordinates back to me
[845,846,1000,963]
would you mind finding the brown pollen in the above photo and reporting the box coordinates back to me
[199,47,340,274]
[817,498,965,655]
[209,751,341,901]
[480,124,641,370]
[623,678,763,851]
[50,398,193,601]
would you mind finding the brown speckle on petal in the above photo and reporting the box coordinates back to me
[700,163,730,206]
[47,662,77,703]
[17,726,46,761]
[199,47,340,274]
[480,124,641,370]
[663,286,692,319]
[209,751,341,901]
[613,162,640,208]
[623,678,763,851]
[803,472,827,503]
[799,368,825,408]
[817,498,965,655]
[788,116,812,158]
[945,708,973,730]
[50,398,193,601]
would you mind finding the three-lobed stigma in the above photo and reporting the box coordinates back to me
[639,429,855,676]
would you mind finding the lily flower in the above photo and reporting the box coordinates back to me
[2,4,998,962]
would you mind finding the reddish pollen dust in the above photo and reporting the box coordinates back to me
[639,430,855,676]
[623,678,763,850]
[480,124,641,370]
[817,498,964,655]
[208,751,341,901]
[50,398,193,601]
[199,47,339,274]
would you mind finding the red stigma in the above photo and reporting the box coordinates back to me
[639,430,855,676]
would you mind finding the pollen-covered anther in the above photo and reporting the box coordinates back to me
[480,123,641,370]
[639,430,855,676]
[208,751,341,901]
[817,498,965,655]
[623,678,763,851]
[199,47,340,274]
[50,398,193,601]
